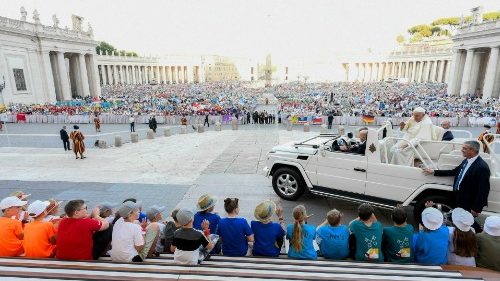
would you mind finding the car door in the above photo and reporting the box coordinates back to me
[365,162,452,202]
[316,150,368,195]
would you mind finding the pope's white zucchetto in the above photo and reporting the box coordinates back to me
[413,107,426,114]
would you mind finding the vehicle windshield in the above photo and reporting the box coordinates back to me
[300,135,338,146]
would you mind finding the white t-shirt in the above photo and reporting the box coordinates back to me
[129,117,135,123]
[111,218,145,261]
[447,227,476,267]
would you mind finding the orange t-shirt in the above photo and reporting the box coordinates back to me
[24,220,56,258]
[0,217,23,256]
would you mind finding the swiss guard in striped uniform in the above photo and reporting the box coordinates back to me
[70,125,86,159]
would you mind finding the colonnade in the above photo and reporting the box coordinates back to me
[447,46,500,99]
[343,60,451,83]
[47,51,101,101]
[97,64,201,85]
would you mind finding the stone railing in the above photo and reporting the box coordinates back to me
[0,16,92,40]
[456,20,500,34]
[96,54,160,65]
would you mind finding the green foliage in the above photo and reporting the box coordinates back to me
[96,41,138,56]
[407,24,432,34]
[96,41,116,55]
[410,33,423,43]
[431,26,441,35]
[431,17,460,26]
[483,11,500,21]
[396,34,405,44]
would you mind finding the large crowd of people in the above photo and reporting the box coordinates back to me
[1,81,499,120]
[1,191,500,271]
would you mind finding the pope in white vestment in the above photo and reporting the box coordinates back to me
[390,107,439,166]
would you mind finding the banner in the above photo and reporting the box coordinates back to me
[362,115,375,123]
[468,117,497,126]
[296,116,308,124]
[312,116,323,125]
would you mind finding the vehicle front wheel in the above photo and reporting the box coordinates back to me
[272,167,306,201]
[413,194,455,224]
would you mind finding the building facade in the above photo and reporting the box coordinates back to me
[0,9,100,105]
[447,18,500,99]
[341,38,453,83]
[96,53,204,85]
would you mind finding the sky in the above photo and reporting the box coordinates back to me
[1,0,499,63]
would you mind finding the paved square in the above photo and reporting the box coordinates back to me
[0,124,413,226]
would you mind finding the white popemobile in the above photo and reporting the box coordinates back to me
[264,121,500,220]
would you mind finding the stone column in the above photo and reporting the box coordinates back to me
[459,49,475,96]
[423,61,430,82]
[78,54,90,97]
[124,66,129,84]
[418,61,425,82]
[172,66,177,83]
[155,66,160,83]
[447,50,463,95]
[166,66,171,83]
[369,63,373,81]
[42,51,57,103]
[355,63,360,81]
[483,46,500,99]
[56,51,71,100]
[114,65,120,85]
[430,60,438,82]
[88,54,101,97]
[107,64,113,85]
[397,62,403,78]
[410,61,417,82]
[132,66,136,84]
[404,62,410,78]
[436,60,444,82]
[101,66,107,85]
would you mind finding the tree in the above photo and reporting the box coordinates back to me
[96,41,116,55]
[483,11,500,22]
[431,17,460,27]
[407,24,432,34]
[431,26,441,35]
[396,34,405,44]
[410,33,423,43]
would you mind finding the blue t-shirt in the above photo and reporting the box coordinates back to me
[217,217,253,257]
[251,221,285,257]
[138,211,147,223]
[286,223,317,259]
[349,220,384,262]
[317,224,349,260]
[193,212,221,233]
[414,225,449,265]
[382,224,414,263]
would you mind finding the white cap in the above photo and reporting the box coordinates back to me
[0,196,28,210]
[422,207,443,231]
[413,107,426,114]
[451,208,474,232]
[28,200,50,217]
[484,216,500,236]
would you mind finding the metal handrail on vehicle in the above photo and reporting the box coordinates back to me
[483,133,500,176]
[382,137,437,169]
[449,130,472,139]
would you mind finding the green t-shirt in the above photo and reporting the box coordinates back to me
[349,220,383,262]
[382,224,414,263]
[476,233,500,271]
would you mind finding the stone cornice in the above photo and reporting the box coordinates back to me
[0,16,96,46]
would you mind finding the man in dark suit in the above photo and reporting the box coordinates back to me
[441,120,454,141]
[423,141,490,227]
[341,130,367,155]
[60,126,71,151]
[327,112,334,129]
